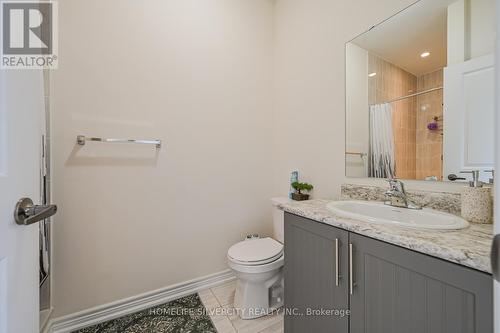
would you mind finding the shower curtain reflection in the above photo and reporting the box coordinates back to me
[369,103,395,178]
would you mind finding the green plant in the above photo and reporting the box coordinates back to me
[291,182,314,194]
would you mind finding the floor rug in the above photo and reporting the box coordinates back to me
[73,293,217,333]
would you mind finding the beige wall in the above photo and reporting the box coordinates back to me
[272,0,395,198]
[272,0,464,197]
[51,0,274,317]
[52,0,469,319]
[345,43,369,177]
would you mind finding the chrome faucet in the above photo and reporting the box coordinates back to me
[384,179,421,210]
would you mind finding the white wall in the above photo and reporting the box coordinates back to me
[448,0,467,64]
[345,43,369,178]
[470,0,496,58]
[448,0,496,64]
[51,0,274,317]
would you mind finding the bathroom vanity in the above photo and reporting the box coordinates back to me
[283,0,497,330]
[279,199,494,333]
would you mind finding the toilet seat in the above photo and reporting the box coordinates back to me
[228,253,284,274]
[227,237,283,266]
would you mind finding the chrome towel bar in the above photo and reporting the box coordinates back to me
[346,151,367,158]
[76,135,161,148]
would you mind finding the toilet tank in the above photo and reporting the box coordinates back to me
[271,198,287,244]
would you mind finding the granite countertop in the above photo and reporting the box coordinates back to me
[273,198,494,274]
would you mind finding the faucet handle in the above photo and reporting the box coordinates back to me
[460,170,484,187]
[386,178,405,193]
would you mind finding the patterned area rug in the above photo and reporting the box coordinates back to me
[73,294,217,333]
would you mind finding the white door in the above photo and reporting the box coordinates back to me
[0,68,45,332]
[443,54,495,183]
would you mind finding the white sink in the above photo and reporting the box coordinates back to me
[327,200,469,230]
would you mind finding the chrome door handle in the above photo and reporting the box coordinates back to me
[492,234,500,282]
[349,243,354,295]
[335,238,340,286]
[14,198,57,225]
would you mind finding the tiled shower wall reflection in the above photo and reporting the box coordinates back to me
[368,54,443,180]
[368,54,417,179]
[416,70,443,180]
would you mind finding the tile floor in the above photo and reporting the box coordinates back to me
[199,280,284,333]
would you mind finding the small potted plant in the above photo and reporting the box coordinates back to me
[291,182,314,201]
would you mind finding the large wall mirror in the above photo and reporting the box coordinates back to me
[345,0,495,183]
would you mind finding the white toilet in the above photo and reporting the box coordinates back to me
[227,203,285,319]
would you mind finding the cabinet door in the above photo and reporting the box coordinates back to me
[284,213,349,333]
[349,233,493,333]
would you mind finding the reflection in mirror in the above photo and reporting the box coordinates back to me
[345,0,495,183]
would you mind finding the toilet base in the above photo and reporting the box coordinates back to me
[232,267,284,320]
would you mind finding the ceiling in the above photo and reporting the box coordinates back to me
[351,0,457,76]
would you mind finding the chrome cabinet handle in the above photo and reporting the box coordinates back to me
[349,243,354,295]
[335,238,340,286]
[492,234,500,282]
[14,198,57,225]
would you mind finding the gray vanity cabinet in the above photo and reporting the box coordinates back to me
[284,213,494,333]
[350,233,493,333]
[284,213,349,333]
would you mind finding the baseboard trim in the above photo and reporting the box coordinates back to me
[46,269,235,333]
[40,307,53,333]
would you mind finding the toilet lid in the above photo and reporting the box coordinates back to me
[228,237,283,265]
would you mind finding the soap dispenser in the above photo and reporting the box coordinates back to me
[460,170,493,224]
